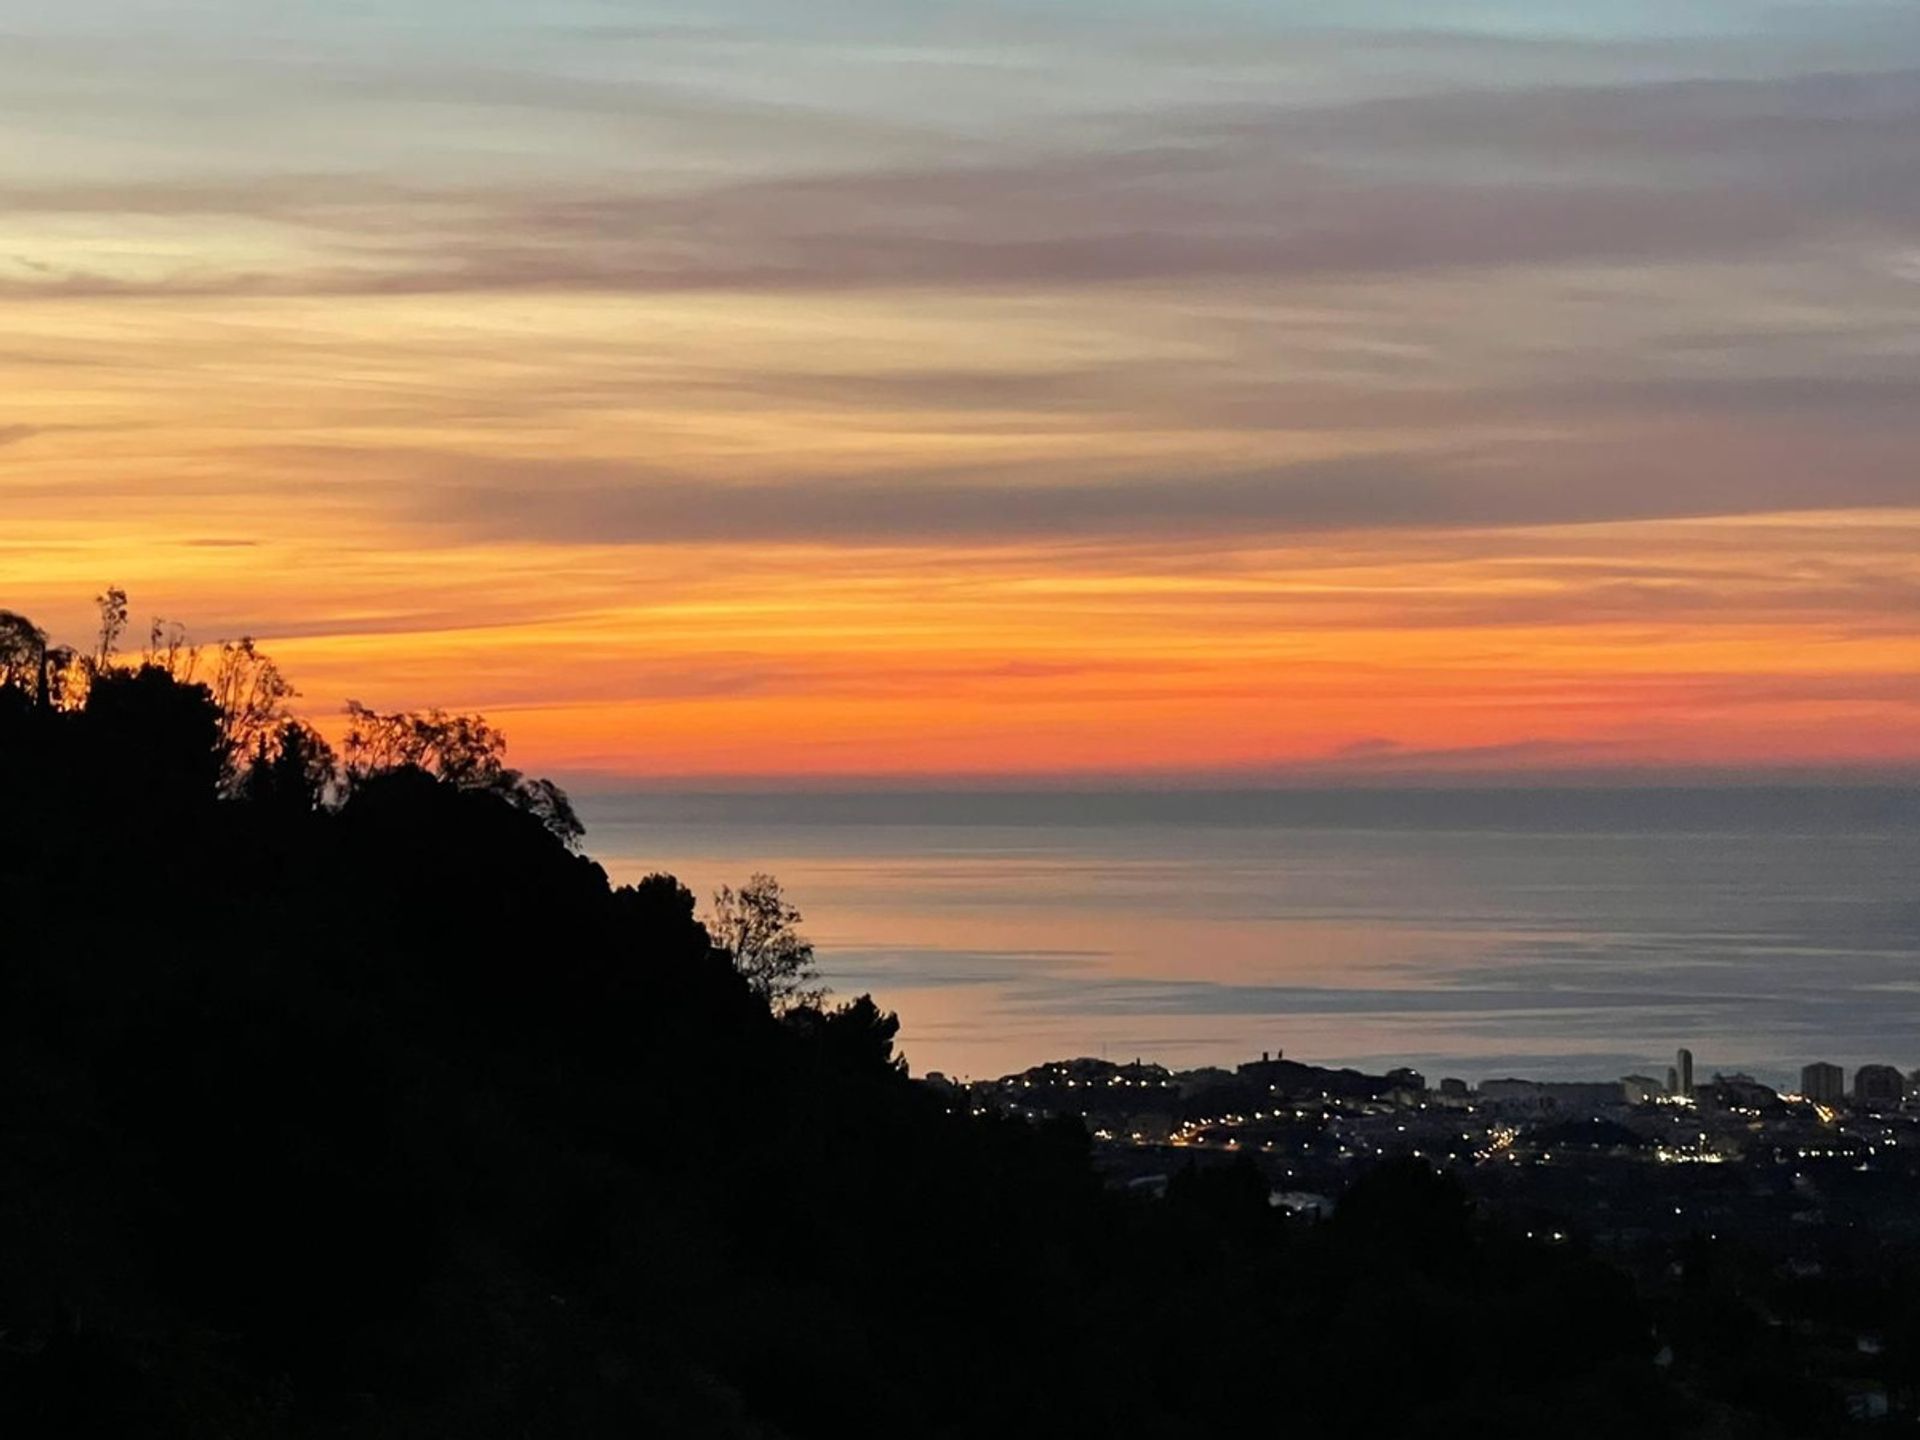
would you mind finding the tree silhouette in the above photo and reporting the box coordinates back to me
[209,637,298,786]
[0,609,46,698]
[0,608,79,710]
[342,701,507,786]
[81,662,225,804]
[237,719,338,814]
[93,584,128,672]
[787,993,907,1074]
[143,617,199,681]
[612,872,714,963]
[708,872,824,1011]
[39,643,82,711]
[341,700,583,846]
[506,774,584,849]
[4,591,585,847]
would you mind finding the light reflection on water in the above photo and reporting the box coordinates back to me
[577,789,1920,1088]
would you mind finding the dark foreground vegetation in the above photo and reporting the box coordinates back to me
[0,596,1769,1436]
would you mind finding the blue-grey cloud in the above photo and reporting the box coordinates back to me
[6,69,1917,298]
[408,425,1920,545]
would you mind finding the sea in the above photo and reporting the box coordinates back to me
[575,787,1920,1091]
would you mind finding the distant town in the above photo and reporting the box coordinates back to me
[928,1047,1920,1198]
[928,1047,1918,1178]
[925,1046,1920,1421]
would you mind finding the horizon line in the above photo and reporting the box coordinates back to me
[560,764,1920,798]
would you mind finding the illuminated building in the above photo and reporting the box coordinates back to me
[1800,1062,1844,1106]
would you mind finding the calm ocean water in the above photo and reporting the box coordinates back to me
[575,788,1920,1089]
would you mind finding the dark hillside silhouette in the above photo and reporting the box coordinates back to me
[0,593,1753,1437]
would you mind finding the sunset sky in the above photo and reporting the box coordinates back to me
[6,1,1919,785]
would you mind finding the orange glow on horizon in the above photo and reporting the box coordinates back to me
[5,250,1918,788]
[8,506,1919,783]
